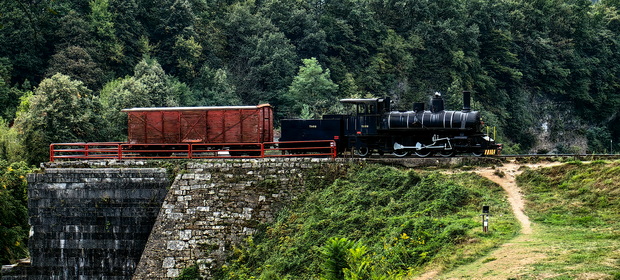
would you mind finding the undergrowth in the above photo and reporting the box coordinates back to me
[214,164,518,279]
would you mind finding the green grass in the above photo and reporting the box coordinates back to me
[213,164,518,280]
[518,224,620,279]
[514,160,620,279]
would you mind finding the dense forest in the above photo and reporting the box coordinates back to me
[1,0,620,263]
[1,0,620,164]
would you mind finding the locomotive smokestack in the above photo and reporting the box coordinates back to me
[413,102,425,112]
[462,91,471,112]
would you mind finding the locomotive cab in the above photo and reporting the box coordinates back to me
[337,98,392,156]
[339,97,390,137]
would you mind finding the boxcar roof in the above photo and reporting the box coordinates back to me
[121,104,271,112]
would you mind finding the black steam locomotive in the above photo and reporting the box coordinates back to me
[279,91,502,157]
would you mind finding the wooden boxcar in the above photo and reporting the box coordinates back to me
[121,104,273,145]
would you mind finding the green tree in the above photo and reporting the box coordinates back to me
[173,35,203,80]
[88,0,125,75]
[143,0,198,75]
[109,0,146,76]
[100,57,191,140]
[186,65,240,106]
[0,118,22,163]
[223,2,298,106]
[0,0,53,83]
[45,46,106,90]
[0,160,34,265]
[287,57,338,118]
[0,58,25,121]
[361,30,419,98]
[13,73,106,164]
[259,0,327,59]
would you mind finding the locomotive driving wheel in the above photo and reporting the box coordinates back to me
[471,151,484,157]
[439,150,455,157]
[414,149,432,158]
[393,149,409,157]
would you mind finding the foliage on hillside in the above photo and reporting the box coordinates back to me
[212,164,518,279]
[0,161,36,265]
[1,0,620,164]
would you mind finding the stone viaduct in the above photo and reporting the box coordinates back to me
[1,157,475,279]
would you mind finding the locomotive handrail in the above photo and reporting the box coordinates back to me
[50,140,338,161]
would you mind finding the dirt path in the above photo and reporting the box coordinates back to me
[415,161,562,280]
[476,163,532,234]
[475,162,562,234]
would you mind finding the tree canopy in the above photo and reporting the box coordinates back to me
[0,0,619,161]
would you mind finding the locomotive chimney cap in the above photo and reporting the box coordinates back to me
[434,92,442,98]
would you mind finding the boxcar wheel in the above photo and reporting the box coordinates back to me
[355,147,371,157]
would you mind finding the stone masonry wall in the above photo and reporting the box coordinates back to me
[26,167,170,280]
[132,158,345,279]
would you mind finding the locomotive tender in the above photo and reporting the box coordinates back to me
[280,91,501,157]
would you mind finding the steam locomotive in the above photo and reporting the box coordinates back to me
[50,91,501,161]
[279,91,501,157]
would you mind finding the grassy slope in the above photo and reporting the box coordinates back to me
[438,160,620,279]
[213,163,519,279]
[516,160,620,279]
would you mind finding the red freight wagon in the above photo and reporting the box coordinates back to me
[121,104,273,145]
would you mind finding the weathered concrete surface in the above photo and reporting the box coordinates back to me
[25,167,170,280]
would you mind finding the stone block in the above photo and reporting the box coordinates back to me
[162,257,175,269]
[166,268,179,278]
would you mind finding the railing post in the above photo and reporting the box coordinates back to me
[188,144,192,159]
[260,143,265,158]
[50,144,55,162]
[85,143,89,158]
[118,144,123,160]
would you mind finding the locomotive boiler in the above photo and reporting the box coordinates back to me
[280,91,501,157]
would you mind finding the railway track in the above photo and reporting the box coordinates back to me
[355,153,620,159]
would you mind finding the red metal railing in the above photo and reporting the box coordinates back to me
[49,142,124,162]
[49,140,337,162]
